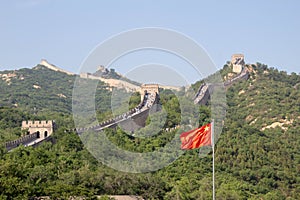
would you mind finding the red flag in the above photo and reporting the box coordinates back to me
[180,123,212,150]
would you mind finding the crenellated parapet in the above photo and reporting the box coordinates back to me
[22,120,54,128]
[76,89,160,134]
[140,84,159,101]
[224,66,249,87]
[194,65,250,104]
[5,132,39,151]
[3,120,55,151]
[22,120,54,139]
[194,83,211,105]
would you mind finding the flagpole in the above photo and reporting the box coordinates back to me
[212,119,215,200]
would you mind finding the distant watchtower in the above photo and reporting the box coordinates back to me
[22,120,54,139]
[141,84,159,94]
[231,54,245,73]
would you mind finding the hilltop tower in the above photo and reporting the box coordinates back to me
[231,54,245,73]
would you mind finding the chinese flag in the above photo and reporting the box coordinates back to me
[180,123,212,150]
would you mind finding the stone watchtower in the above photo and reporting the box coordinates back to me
[22,120,54,139]
[231,54,245,73]
[140,84,159,100]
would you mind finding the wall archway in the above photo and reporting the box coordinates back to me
[37,131,40,138]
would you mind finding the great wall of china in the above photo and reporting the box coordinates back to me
[4,54,249,151]
[194,66,249,104]
[76,84,160,134]
[5,120,54,151]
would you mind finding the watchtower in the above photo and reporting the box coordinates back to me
[22,120,54,139]
[231,54,245,73]
[140,84,159,101]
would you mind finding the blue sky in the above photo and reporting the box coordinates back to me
[1,0,300,82]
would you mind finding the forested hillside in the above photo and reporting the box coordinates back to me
[0,65,75,113]
[0,65,117,115]
[0,63,299,199]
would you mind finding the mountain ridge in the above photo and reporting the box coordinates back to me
[39,59,75,76]
[0,61,299,199]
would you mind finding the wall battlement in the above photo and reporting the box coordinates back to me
[140,84,159,94]
[22,120,54,139]
[40,59,74,75]
[231,54,245,74]
[4,120,55,151]
[5,132,39,151]
[76,86,160,134]
[22,120,54,128]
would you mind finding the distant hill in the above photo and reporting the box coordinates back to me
[210,63,300,199]
[0,65,74,113]
[225,62,300,131]
[0,64,112,115]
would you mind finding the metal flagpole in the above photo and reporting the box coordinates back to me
[212,119,215,200]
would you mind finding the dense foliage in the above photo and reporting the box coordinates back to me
[0,66,75,114]
[0,65,114,116]
[0,63,299,199]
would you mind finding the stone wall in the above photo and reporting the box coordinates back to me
[194,66,250,105]
[119,94,160,132]
[40,59,74,75]
[5,132,39,151]
[79,73,140,92]
[224,67,249,87]
[76,92,161,134]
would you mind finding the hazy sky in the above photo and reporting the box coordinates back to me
[1,0,300,82]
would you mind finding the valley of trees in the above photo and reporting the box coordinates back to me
[0,63,299,199]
